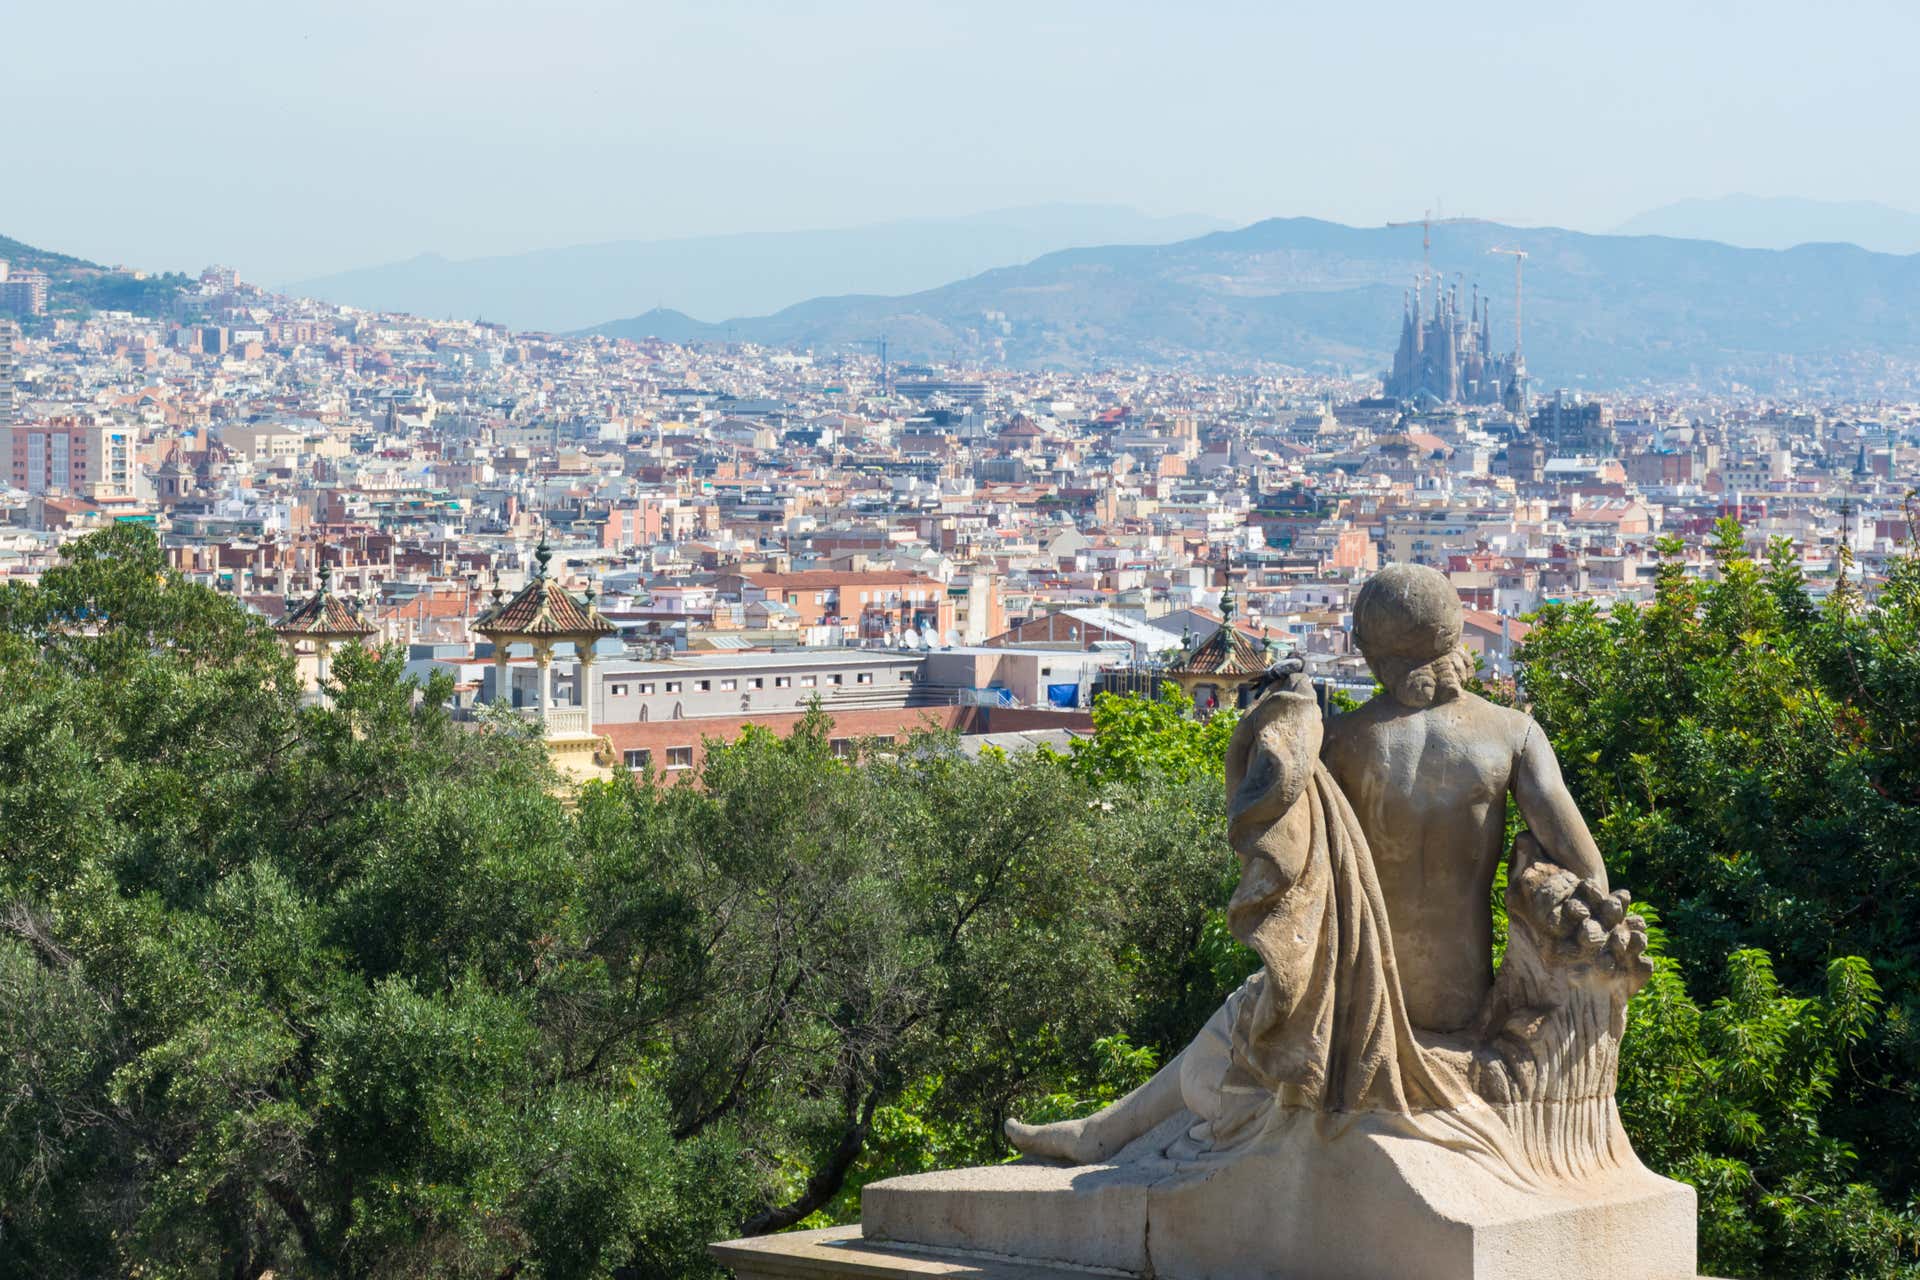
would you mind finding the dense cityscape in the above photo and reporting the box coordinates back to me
[14,2,1920,1274]
[1,258,1914,780]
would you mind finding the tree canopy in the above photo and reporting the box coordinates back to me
[2,524,1916,1279]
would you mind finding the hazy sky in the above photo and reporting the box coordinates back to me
[7,0,1918,282]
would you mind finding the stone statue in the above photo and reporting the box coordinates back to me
[1004,565,1653,1172]
[715,565,1700,1280]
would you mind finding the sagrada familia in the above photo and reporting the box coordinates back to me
[1385,280,1527,411]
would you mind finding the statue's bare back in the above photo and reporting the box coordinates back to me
[1325,692,1533,1033]
[1325,564,1607,1035]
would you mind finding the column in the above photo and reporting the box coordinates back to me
[316,639,332,706]
[493,648,510,707]
[576,644,596,732]
[535,642,553,731]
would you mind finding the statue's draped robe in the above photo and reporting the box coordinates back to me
[1178,692,1520,1172]
[1231,763,1469,1113]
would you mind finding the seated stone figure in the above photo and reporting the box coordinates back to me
[1006,565,1654,1180]
[840,567,1695,1280]
[1006,669,1477,1165]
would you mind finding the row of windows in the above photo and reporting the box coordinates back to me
[606,671,889,698]
[623,746,694,770]
[779,590,942,606]
[625,738,864,772]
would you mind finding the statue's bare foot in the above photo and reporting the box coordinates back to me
[1004,1115,1125,1164]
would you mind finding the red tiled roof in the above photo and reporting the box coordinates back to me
[1170,620,1270,678]
[274,590,375,638]
[476,578,615,640]
[1461,610,1531,643]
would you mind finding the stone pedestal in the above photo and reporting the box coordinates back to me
[713,1227,1724,1280]
[841,1109,1696,1280]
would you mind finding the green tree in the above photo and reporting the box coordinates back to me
[0,528,743,1279]
[1061,682,1239,787]
[1519,517,1920,1278]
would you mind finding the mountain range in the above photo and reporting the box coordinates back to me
[280,205,1228,334]
[1615,195,1920,256]
[583,218,1920,393]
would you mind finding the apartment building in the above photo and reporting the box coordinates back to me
[5,415,139,500]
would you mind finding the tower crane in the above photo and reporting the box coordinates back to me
[1386,211,1493,293]
[1486,247,1528,360]
[854,334,891,396]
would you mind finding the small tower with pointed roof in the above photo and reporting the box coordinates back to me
[1162,554,1272,716]
[473,530,618,780]
[273,554,375,701]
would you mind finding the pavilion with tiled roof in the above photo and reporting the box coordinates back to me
[1163,576,1278,716]
[474,532,616,759]
[273,558,375,700]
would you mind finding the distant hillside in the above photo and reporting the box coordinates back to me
[583,217,1920,394]
[0,233,190,320]
[281,205,1230,332]
[588,308,720,343]
[1616,195,1920,255]
[0,234,97,273]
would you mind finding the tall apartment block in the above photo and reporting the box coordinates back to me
[4,414,139,500]
[0,261,50,317]
[0,317,15,424]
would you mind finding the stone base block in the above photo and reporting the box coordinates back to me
[711,1227,1726,1280]
[850,1111,1697,1280]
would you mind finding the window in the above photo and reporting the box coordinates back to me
[639,682,656,695]
[695,679,711,692]
[800,675,817,687]
[664,681,682,693]
[609,683,629,697]
[856,672,872,685]
[830,738,853,758]
[748,677,764,690]
[898,671,913,681]
[828,673,843,686]
[774,675,791,688]
[665,746,693,769]
[623,748,651,769]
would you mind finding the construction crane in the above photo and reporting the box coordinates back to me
[854,334,891,396]
[1487,247,1529,360]
[1386,210,1492,292]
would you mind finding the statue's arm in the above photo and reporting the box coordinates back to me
[1510,718,1609,894]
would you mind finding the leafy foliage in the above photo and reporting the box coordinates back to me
[1521,518,1920,1278]
[1059,681,1238,787]
[9,524,1920,1279]
[0,528,1235,1279]
[0,528,742,1280]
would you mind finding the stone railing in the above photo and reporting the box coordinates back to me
[525,705,590,736]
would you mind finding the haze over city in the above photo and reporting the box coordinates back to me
[7,0,1920,281]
